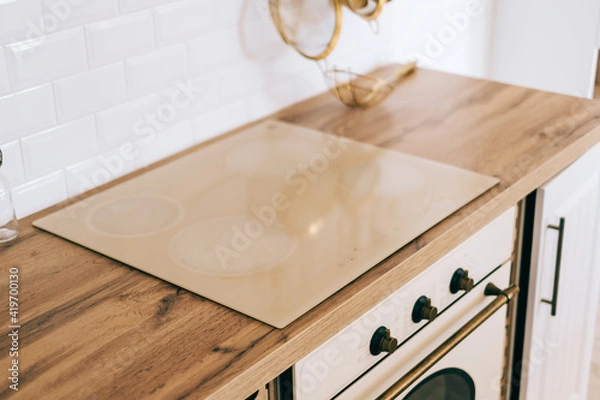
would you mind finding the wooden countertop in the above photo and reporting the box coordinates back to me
[3,69,600,399]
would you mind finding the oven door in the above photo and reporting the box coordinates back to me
[337,264,513,400]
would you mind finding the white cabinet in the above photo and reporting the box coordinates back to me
[521,144,600,400]
[489,0,600,98]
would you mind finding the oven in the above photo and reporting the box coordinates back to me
[336,265,515,399]
[292,208,518,400]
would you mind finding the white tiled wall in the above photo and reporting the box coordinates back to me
[0,0,401,219]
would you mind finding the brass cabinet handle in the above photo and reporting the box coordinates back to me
[375,283,519,400]
[541,218,565,316]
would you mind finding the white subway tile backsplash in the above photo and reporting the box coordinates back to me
[4,27,87,90]
[154,0,213,46]
[266,47,313,77]
[245,76,325,121]
[135,120,193,167]
[0,0,43,45]
[41,0,119,32]
[125,43,187,96]
[65,144,136,196]
[96,93,160,150]
[0,47,9,94]
[53,63,127,122]
[0,84,56,143]
[119,0,171,14]
[216,0,262,26]
[119,0,145,13]
[158,73,218,125]
[0,141,26,188]
[218,60,267,100]
[86,11,154,67]
[21,116,97,179]
[187,27,244,72]
[11,170,67,218]
[188,19,281,75]
[0,0,392,218]
[118,0,147,13]
[192,99,248,144]
[236,18,286,61]
[259,50,315,88]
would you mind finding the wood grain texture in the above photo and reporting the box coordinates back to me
[2,68,600,399]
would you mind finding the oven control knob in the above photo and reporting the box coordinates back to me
[412,296,438,323]
[370,326,398,356]
[450,268,474,294]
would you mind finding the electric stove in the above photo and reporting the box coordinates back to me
[34,120,498,328]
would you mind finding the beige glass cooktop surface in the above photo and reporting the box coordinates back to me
[34,120,498,328]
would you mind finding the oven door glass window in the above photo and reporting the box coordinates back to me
[403,368,475,400]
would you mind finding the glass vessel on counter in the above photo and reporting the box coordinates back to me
[0,149,18,243]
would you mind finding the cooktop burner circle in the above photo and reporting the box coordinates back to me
[86,195,184,237]
[168,216,298,276]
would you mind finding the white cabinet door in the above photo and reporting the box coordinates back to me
[522,144,600,400]
[490,0,600,98]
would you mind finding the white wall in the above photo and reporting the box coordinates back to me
[388,0,600,97]
[389,0,495,79]
[0,0,395,218]
[489,0,600,98]
[1,0,598,219]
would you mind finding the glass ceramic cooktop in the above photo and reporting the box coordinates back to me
[34,120,498,328]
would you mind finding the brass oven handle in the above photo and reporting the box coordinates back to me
[541,218,565,316]
[375,283,519,400]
